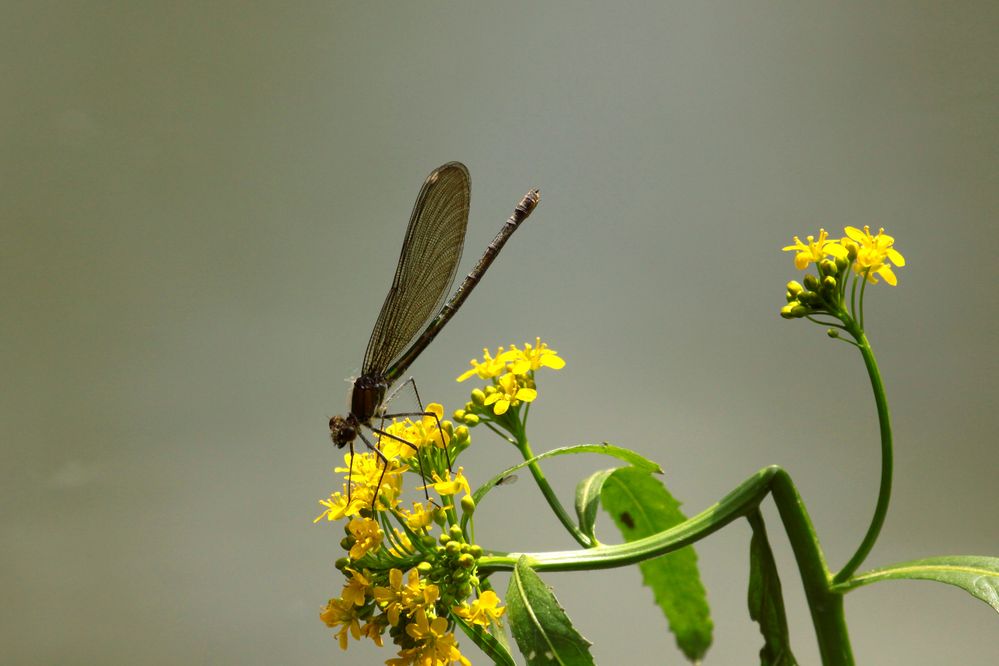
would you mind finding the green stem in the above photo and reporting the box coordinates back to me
[858,274,869,330]
[514,433,592,548]
[479,465,854,665]
[833,326,893,584]
[771,469,854,665]
[478,467,777,572]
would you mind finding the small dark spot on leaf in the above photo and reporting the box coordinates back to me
[620,512,634,528]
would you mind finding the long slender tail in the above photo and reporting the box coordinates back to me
[384,188,541,382]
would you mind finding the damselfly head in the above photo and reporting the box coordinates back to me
[329,415,356,448]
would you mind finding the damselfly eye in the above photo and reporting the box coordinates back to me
[328,416,356,447]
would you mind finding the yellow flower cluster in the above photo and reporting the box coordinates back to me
[780,226,906,325]
[783,226,905,286]
[455,338,565,418]
[315,402,503,665]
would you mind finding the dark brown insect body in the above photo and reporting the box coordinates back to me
[328,162,539,465]
[328,376,386,448]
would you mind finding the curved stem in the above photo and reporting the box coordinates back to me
[858,277,866,329]
[514,433,592,548]
[478,465,853,664]
[478,467,778,572]
[772,469,854,664]
[849,272,859,318]
[833,326,893,583]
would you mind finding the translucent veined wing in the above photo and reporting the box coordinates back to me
[361,162,470,375]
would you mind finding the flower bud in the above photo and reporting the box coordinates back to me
[454,425,469,441]
[463,413,480,426]
[790,304,809,318]
[458,553,475,569]
[786,280,804,297]
[340,536,355,551]
[819,259,837,276]
[417,561,433,575]
[433,507,447,526]
[827,328,840,339]
[445,540,462,555]
[471,388,486,405]
[449,525,464,540]
[335,557,350,571]
[835,256,849,271]
[803,274,820,291]
[468,545,483,559]
[460,495,476,515]
[452,409,466,421]
[822,276,837,290]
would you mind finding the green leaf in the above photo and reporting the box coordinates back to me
[746,510,799,666]
[575,468,618,543]
[835,555,999,613]
[506,556,596,666]
[454,615,517,666]
[600,466,712,662]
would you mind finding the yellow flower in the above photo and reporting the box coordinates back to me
[483,372,537,415]
[314,490,366,523]
[398,500,436,531]
[500,337,566,375]
[373,568,439,626]
[334,451,406,510]
[456,347,509,382]
[346,517,383,561]
[372,568,409,626]
[453,590,506,628]
[359,617,386,647]
[422,468,472,498]
[380,403,451,454]
[320,596,362,650]
[401,608,472,666]
[783,229,848,270]
[341,568,372,607]
[842,225,905,286]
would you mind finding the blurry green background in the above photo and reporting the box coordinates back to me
[3,2,997,664]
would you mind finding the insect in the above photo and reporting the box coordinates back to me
[329,161,540,498]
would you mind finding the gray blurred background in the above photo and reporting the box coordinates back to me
[2,2,997,664]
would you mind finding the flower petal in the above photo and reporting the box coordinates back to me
[844,226,865,242]
[877,265,898,286]
[540,355,565,369]
[515,388,538,402]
